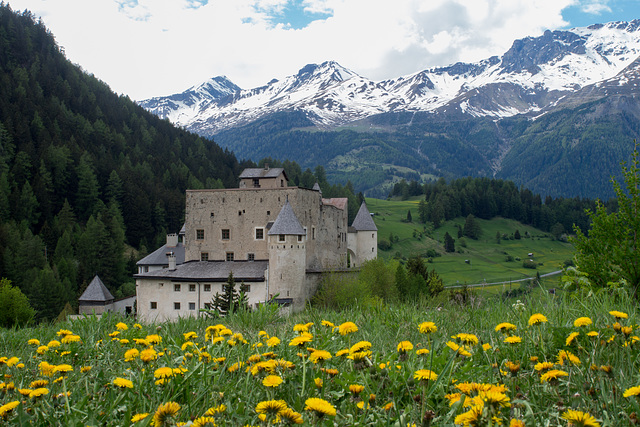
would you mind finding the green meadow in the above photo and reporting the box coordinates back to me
[367,198,574,287]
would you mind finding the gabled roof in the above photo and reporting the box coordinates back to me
[79,276,114,303]
[239,167,287,180]
[351,202,377,231]
[134,260,268,282]
[322,198,347,210]
[137,242,185,266]
[312,182,322,193]
[268,199,306,235]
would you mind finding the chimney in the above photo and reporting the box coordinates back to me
[264,163,269,170]
[166,233,178,247]
[167,251,177,270]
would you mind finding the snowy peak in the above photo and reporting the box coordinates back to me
[140,19,640,135]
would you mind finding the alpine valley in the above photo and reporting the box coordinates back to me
[140,20,640,199]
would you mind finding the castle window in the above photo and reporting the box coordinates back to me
[298,235,303,242]
[247,253,255,261]
[210,212,214,217]
[174,302,181,310]
[226,252,234,261]
[243,284,251,293]
[222,229,230,240]
[174,284,181,292]
[150,301,157,310]
[253,178,260,188]
[189,302,196,310]
[255,228,264,240]
[281,179,284,187]
[267,211,270,216]
[204,284,211,292]
[278,234,285,242]
[189,284,196,292]
[372,233,374,238]
[196,229,204,240]
[201,252,209,261]
[312,227,316,240]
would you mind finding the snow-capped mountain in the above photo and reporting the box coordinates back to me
[139,20,640,136]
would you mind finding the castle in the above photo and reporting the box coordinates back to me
[134,166,377,322]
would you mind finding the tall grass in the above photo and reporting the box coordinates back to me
[0,289,638,426]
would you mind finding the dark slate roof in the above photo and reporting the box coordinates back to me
[134,260,268,282]
[351,202,378,231]
[312,182,322,193]
[137,242,185,266]
[79,276,114,302]
[268,200,306,235]
[239,167,287,180]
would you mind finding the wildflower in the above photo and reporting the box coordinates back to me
[349,341,372,353]
[321,320,335,328]
[418,321,437,334]
[338,322,358,335]
[609,310,628,320]
[227,362,244,373]
[36,345,48,355]
[566,332,580,346]
[322,368,339,376]
[293,322,313,333]
[557,350,581,366]
[495,322,517,333]
[561,409,600,427]
[27,339,40,346]
[266,337,280,347]
[623,386,640,397]
[454,404,483,426]
[0,401,19,418]
[154,367,174,379]
[279,407,303,424]
[204,404,227,415]
[29,388,49,398]
[124,348,140,361]
[192,416,217,427]
[482,343,492,351]
[113,378,134,388]
[140,348,158,363]
[29,380,49,388]
[262,375,283,388]
[528,313,548,326]
[446,341,472,357]
[183,331,197,341]
[57,329,73,337]
[397,341,413,353]
[349,384,365,395]
[383,402,394,411]
[540,369,569,383]
[510,420,525,427]
[534,362,555,371]
[414,369,438,382]
[153,401,180,427]
[116,322,128,330]
[5,357,19,367]
[309,349,332,363]
[574,317,592,327]
[256,400,287,415]
[131,413,150,423]
[417,348,430,355]
[304,397,336,417]
[314,377,323,388]
[504,361,520,375]
[335,349,349,357]
[39,361,55,377]
[289,333,313,347]
[479,390,511,407]
[81,366,92,373]
[587,331,599,338]
[54,364,73,375]
[504,336,522,344]
[512,300,525,311]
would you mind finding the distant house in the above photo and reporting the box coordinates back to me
[77,275,136,316]
[134,165,378,322]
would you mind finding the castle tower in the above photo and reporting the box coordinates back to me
[347,201,378,267]
[267,198,307,309]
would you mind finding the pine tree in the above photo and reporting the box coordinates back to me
[444,232,455,252]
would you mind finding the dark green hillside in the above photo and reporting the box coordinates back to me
[0,5,247,318]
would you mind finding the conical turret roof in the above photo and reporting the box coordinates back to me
[351,202,377,231]
[268,199,306,235]
[78,275,114,302]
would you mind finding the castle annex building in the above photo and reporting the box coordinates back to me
[134,166,377,322]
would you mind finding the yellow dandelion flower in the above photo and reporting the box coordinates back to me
[561,409,600,427]
[609,310,628,320]
[574,317,592,327]
[262,375,283,388]
[266,337,280,347]
[140,348,158,363]
[116,322,128,330]
[27,339,40,346]
[304,397,336,417]
[338,321,358,336]
[204,404,226,415]
[397,341,413,353]
[80,366,92,373]
[227,361,244,373]
[53,364,73,374]
[309,349,332,363]
[0,401,19,418]
[56,329,73,337]
[482,343,492,351]
[153,401,180,427]
[314,377,323,388]
[154,367,174,379]
[418,321,437,334]
[414,369,438,382]
[39,361,55,376]
[383,402,394,411]
[417,348,430,355]
[256,400,287,415]
[495,322,517,333]
[349,384,365,394]
[113,378,134,388]
[124,348,140,361]
[454,404,484,426]
[192,416,217,427]
[557,350,581,366]
[623,386,640,397]
[534,361,555,371]
[587,331,599,337]
[289,334,313,347]
[131,413,150,423]
[479,390,511,407]
[321,320,335,328]
[510,419,525,427]
[504,336,522,344]
[183,331,198,341]
[335,349,349,357]
[5,357,19,367]
[29,380,49,388]
[29,387,49,398]
[18,388,33,397]
[540,369,569,383]
[528,313,548,326]
[279,407,303,424]
[566,332,580,346]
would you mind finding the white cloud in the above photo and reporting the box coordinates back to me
[581,1,612,14]
[5,0,600,100]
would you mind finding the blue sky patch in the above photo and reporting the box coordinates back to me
[264,0,333,29]
[562,0,640,28]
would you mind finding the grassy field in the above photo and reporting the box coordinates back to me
[367,198,574,287]
[0,288,638,426]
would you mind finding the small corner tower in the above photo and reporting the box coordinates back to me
[347,201,378,268]
[267,198,307,309]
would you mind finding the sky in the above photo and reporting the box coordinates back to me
[7,0,640,100]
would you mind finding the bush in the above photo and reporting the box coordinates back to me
[0,278,35,328]
[378,239,392,251]
[424,249,441,258]
[522,259,538,269]
[505,255,515,262]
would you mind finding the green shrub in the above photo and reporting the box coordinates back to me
[0,278,35,328]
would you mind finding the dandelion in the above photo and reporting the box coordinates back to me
[540,369,569,383]
[57,329,73,337]
[495,322,517,333]
[293,322,313,333]
[183,331,197,341]
[418,321,437,334]
[609,310,628,320]
[587,331,599,338]
[534,362,555,371]
[140,348,158,363]
[566,332,580,346]
[29,380,49,388]
[349,384,365,395]
[414,369,438,382]
[314,377,323,388]
[124,348,140,361]
[262,375,283,388]
[397,341,413,353]
[54,364,73,375]
[204,404,227,415]
[27,339,40,346]
[289,333,313,347]
[557,350,581,366]
[309,350,332,364]
[192,416,217,427]
[29,388,49,398]
[304,397,336,417]
[321,320,335,328]
[504,336,522,344]
[154,367,174,379]
[131,413,150,423]
[5,357,19,367]
[279,407,303,424]
[116,322,128,330]
[113,378,134,388]
[528,313,548,326]
[153,401,180,427]
[417,348,430,355]
[482,343,492,351]
[256,400,287,415]
[561,409,600,427]
[623,386,640,397]
[510,420,525,427]
[454,404,484,426]
[338,322,358,336]
[0,401,19,418]
[266,337,280,347]
[574,317,592,327]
